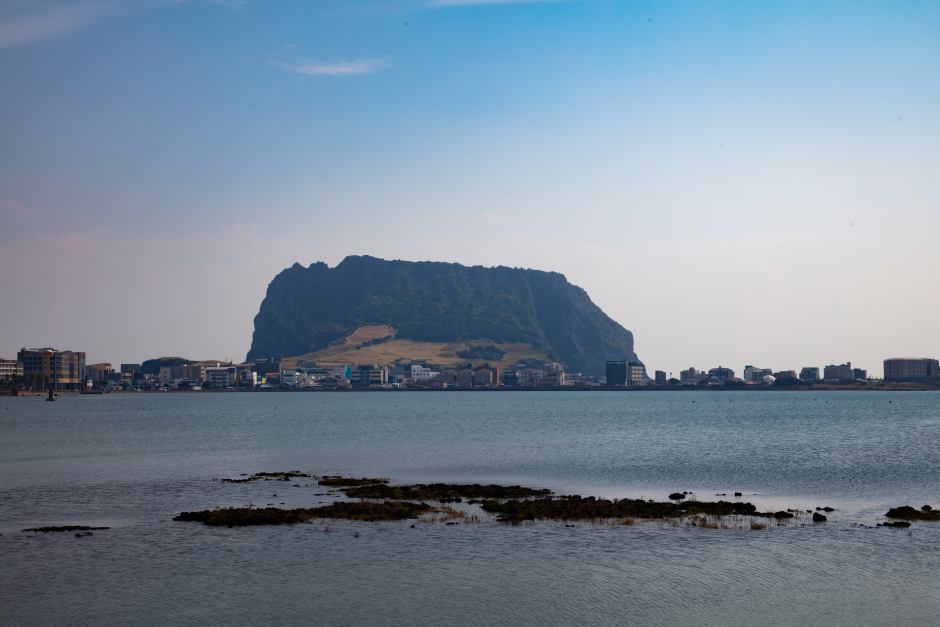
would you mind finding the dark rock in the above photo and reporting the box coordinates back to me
[922,505,933,512]
[813,512,827,522]
[668,493,686,501]
[822,507,834,512]
[774,511,794,519]
[881,521,911,528]
[734,492,742,496]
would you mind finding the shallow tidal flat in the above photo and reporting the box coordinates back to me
[4,391,940,626]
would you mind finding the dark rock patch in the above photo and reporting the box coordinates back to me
[174,501,435,527]
[885,506,940,521]
[480,496,761,524]
[342,483,551,501]
[23,526,110,533]
[318,477,389,487]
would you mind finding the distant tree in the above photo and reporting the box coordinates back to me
[695,379,709,387]
[667,378,680,386]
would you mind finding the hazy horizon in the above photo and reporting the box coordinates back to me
[2,0,938,376]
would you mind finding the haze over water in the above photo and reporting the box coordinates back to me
[3,391,940,625]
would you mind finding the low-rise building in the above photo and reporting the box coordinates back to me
[773,370,797,379]
[238,369,257,387]
[743,366,773,384]
[707,367,735,382]
[332,364,352,379]
[884,357,939,382]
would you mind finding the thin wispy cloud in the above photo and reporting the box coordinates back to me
[0,1,113,50]
[274,58,389,77]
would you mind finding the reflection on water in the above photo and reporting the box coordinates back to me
[2,391,939,626]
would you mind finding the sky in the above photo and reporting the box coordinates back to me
[1,0,938,377]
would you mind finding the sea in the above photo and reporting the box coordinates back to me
[2,390,939,626]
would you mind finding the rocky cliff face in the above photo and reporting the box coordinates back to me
[246,256,638,375]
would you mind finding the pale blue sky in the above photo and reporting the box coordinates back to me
[1,0,938,375]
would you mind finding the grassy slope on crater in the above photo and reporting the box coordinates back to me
[282,326,550,368]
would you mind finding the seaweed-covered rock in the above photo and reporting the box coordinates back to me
[812,512,827,522]
[174,501,435,527]
[342,483,551,501]
[480,496,759,524]
[22,526,110,533]
[880,521,911,528]
[774,511,794,519]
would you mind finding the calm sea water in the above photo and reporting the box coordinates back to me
[2,390,940,626]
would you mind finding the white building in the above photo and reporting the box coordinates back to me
[411,364,434,380]
[744,366,773,383]
[206,366,237,388]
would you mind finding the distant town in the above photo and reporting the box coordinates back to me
[1,347,938,393]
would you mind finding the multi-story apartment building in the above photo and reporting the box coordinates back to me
[206,366,237,388]
[606,361,627,386]
[627,362,644,386]
[17,348,86,390]
[0,359,23,380]
[799,367,820,380]
[411,364,434,380]
[823,363,854,381]
[473,369,494,387]
[84,363,114,383]
[454,369,474,387]
[884,358,939,382]
[654,370,667,384]
[354,364,388,387]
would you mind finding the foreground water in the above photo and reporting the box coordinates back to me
[2,390,939,626]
